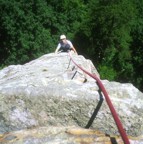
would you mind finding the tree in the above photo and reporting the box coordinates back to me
[130,0,143,91]
[0,0,54,65]
[77,0,136,81]
[0,0,85,67]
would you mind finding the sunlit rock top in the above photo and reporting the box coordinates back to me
[0,53,143,139]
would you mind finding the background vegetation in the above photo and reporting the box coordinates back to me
[0,0,143,92]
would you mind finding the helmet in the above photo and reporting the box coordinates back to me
[60,35,66,39]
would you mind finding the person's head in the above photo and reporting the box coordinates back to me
[60,34,66,40]
[60,35,67,43]
[60,35,66,40]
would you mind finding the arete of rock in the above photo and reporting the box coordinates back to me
[0,53,143,141]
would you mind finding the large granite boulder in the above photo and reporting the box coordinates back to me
[0,53,143,138]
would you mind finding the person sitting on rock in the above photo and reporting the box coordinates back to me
[55,34,78,54]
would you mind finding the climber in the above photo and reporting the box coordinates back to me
[55,34,78,54]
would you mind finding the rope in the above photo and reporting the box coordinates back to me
[68,52,130,144]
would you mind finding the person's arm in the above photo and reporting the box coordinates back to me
[55,43,61,53]
[67,40,78,54]
[71,46,78,54]
[55,47,59,53]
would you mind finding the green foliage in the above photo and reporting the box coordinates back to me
[129,0,143,91]
[0,0,84,65]
[98,64,117,81]
[0,0,53,64]
[0,0,143,91]
[75,0,143,91]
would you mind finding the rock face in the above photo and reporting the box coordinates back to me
[0,53,143,138]
[1,126,143,144]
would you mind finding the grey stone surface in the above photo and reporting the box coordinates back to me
[0,53,143,137]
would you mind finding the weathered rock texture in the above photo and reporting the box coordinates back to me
[0,53,143,139]
[1,126,142,144]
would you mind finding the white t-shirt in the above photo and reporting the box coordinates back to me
[57,40,73,49]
